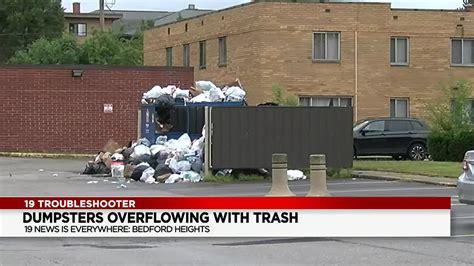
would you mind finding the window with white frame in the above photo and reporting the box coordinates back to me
[166,47,172,67]
[313,32,340,61]
[390,98,409,118]
[299,96,352,107]
[452,39,474,66]
[390,37,409,65]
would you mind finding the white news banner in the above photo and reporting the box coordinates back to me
[0,197,451,237]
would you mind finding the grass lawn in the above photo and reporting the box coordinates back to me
[353,160,462,178]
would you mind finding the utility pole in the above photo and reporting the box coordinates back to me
[99,0,105,31]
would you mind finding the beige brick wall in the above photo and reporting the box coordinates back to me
[144,2,474,121]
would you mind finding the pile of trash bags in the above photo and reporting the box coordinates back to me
[83,131,205,184]
[141,80,246,104]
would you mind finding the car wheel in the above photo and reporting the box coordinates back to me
[408,143,426,161]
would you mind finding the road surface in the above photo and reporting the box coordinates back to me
[0,157,473,265]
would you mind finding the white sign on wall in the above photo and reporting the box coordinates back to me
[103,104,113,113]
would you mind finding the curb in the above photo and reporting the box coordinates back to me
[353,173,457,187]
[0,152,94,159]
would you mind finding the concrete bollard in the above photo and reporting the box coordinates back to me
[267,154,295,197]
[307,154,331,197]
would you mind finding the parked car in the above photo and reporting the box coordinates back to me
[458,151,474,205]
[353,118,430,160]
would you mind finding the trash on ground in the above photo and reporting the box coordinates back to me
[38,169,44,172]
[82,79,248,186]
[87,181,99,184]
[52,173,59,177]
[287,170,307,181]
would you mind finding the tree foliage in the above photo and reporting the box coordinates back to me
[8,35,80,64]
[425,80,473,134]
[271,85,298,106]
[0,0,64,62]
[79,31,143,65]
[426,80,474,162]
[9,31,143,66]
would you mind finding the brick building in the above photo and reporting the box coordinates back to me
[144,1,474,121]
[0,65,193,153]
[65,2,122,43]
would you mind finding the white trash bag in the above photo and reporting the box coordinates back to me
[209,87,225,102]
[150,145,167,156]
[224,86,246,102]
[176,161,191,172]
[166,134,192,150]
[181,171,202,183]
[143,85,164,99]
[173,88,190,99]
[287,170,307,181]
[165,174,182,184]
[195,81,217,92]
[140,167,156,184]
[190,92,211,103]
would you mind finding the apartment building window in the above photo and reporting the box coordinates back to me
[183,44,190,67]
[299,96,352,107]
[470,100,474,123]
[390,37,409,65]
[390,98,409,118]
[218,37,227,66]
[313,32,340,61]
[199,41,206,69]
[454,99,474,124]
[69,23,87,37]
[166,47,173,67]
[452,39,474,66]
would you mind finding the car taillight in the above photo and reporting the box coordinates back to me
[462,160,469,171]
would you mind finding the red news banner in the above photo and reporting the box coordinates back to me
[0,197,451,237]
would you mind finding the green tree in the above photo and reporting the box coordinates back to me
[9,35,80,64]
[272,85,298,106]
[9,31,143,66]
[0,0,64,63]
[425,80,473,134]
[79,30,143,65]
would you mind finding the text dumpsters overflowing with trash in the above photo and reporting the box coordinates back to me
[82,80,307,185]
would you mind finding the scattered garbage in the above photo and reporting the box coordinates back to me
[38,169,44,172]
[142,79,246,104]
[82,80,250,186]
[87,181,99,184]
[52,173,59,177]
[287,170,307,181]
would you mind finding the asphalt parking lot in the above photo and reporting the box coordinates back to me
[0,157,473,265]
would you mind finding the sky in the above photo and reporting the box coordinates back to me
[62,0,463,13]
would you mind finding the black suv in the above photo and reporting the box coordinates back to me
[353,118,430,160]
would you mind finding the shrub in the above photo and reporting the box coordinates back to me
[428,131,474,162]
[271,85,298,106]
[425,80,474,161]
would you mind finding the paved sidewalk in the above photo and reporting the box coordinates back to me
[353,170,458,187]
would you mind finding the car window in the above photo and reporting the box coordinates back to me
[410,121,425,131]
[386,120,410,132]
[363,121,385,132]
[466,151,474,161]
[353,120,369,132]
